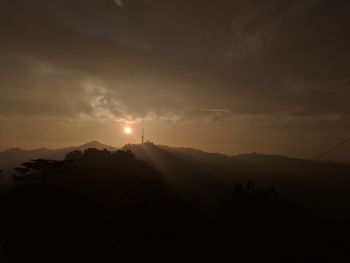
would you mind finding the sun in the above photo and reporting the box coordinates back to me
[124,127,132,135]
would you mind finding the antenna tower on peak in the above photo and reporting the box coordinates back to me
[142,128,144,144]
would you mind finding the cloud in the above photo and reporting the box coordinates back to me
[0,0,350,159]
[114,0,123,8]
[224,0,323,60]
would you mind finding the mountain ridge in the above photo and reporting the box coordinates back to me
[1,141,350,214]
[2,140,349,172]
[0,141,116,172]
[122,143,350,208]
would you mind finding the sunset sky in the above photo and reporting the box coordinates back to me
[0,0,349,162]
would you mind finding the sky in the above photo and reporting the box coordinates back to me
[0,0,349,162]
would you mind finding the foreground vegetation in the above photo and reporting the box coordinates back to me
[0,149,349,262]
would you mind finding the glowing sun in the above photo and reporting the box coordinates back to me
[124,127,132,134]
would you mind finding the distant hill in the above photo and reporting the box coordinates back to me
[122,143,350,215]
[2,141,350,216]
[0,141,115,173]
[123,143,350,184]
[122,143,256,199]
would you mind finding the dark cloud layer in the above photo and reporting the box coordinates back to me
[0,0,349,161]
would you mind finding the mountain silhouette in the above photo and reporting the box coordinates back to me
[0,148,350,262]
[1,149,195,262]
[0,141,115,173]
[122,143,254,200]
[122,143,350,216]
[2,141,350,218]
[1,147,349,262]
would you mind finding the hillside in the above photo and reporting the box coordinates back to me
[2,141,350,215]
[123,143,350,216]
[1,146,350,261]
[0,141,115,172]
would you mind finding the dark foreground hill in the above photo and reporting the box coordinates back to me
[2,141,350,219]
[1,148,349,262]
[123,143,350,221]
[0,149,191,262]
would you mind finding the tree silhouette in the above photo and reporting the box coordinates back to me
[0,148,344,262]
[13,159,68,185]
[64,150,83,161]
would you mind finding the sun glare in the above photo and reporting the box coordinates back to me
[124,127,132,135]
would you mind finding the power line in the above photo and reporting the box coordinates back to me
[310,137,350,163]
[279,136,350,180]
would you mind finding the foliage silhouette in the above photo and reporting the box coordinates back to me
[0,148,348,262]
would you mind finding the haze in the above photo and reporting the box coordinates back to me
[0,0,349,162]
